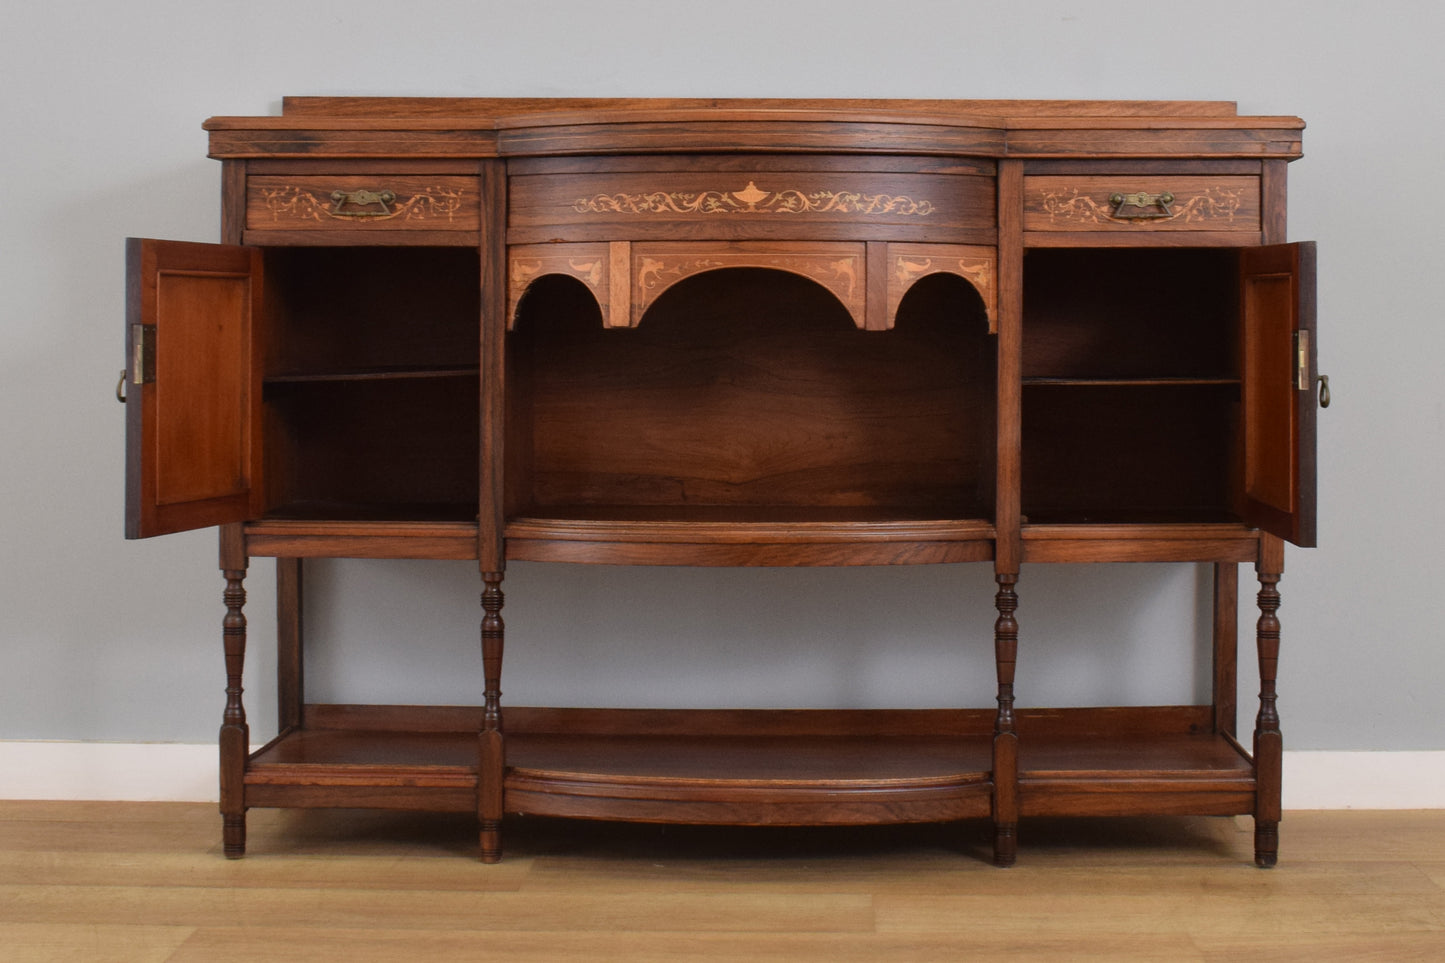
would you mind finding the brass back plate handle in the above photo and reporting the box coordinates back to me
[1109,190,1175,219]
[330,189,396,218]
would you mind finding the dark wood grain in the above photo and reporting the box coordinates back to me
[1240,243,1317,547]
[124,239,263,538]
[478,158,509,572]
[993,159,1024,575]
[218,524,249,858]
[276,557,303,732]
[277,96,1251,119]
[127,97,1318,867]
[245,175,480,234]
[1213,563,1239,737]
[509,268,995,519]
[508,164,994,245]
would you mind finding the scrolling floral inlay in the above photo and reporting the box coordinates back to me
[1039,186,1244,225]
[508,253,610,328]
[635,251,865,327]
[260,186,468,223]
[893,255,993,296]
[886,244,997,331]
[574,181,936,217]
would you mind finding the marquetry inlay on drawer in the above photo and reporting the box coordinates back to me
[509,168,996,243]
[246,175,480,232]
[1022,175,1260,233]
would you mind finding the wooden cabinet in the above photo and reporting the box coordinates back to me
[123,98,1320,867]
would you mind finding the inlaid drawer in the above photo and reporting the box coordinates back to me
[1023,175,1259,234]
[246,175,480,233]
[509,163,996,244]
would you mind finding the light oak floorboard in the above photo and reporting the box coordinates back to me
[1,803,1442,961]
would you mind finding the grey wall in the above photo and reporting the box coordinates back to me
[2,0,1440,752]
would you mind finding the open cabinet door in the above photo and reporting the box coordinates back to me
[1240,241,1317,547]
[125,238,262,538]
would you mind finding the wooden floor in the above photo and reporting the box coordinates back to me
[2,802,1443,961]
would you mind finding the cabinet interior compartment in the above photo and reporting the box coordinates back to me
[1021,248,1243,524]
[259,247,481,521]
[506,267,997,526]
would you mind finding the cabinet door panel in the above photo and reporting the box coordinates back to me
[1240,241,1317,547]
[125,238,262,538]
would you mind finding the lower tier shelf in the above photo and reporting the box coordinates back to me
[1020,731,1256,817]
[506,732,992,825]
[242,705,1257,825]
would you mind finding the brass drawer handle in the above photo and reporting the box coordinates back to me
[1108,190,1175,219]
[1318,374,1331,409]
[330,189,397,218]
[115,369,127,403]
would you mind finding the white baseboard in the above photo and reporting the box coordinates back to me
[3,742,1444,808]
[0,742,223,803]
[1281,751,1445,809]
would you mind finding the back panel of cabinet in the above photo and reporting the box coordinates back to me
[508,268,996,523]
[259,247,481,521]
[1021,248,1242,524]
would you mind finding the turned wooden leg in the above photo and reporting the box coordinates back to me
[219,526,250,859]
[1253,536,1284,868]
[992,571,1020,867]
[479,571,506,863]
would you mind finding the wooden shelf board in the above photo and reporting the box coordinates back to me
[508,733,992,787]
[504,732,994,825]
[1021,518,1251,534]
[242,717,994,824]
[238,707,1255,825]
[1021,731,1253,781]
[249,728,476,770]
[1022,377,1241,387]
[265,365,480,385]
[1018,730,1255,817]
[506,508,995,543]
[243,516,480,559]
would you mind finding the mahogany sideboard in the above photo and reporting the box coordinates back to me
[122,98,1322,866]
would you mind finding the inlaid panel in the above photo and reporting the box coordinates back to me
[246,175,480,232]
[510,165,995,243]
[1023,175,1260,234]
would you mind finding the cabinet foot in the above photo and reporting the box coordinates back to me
[222,814,246,859]
[1254,820,1279,868]
[993,823,1017,867]
[480,820,502,863]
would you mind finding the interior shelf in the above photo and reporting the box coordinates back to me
[504,510,996,565]
[507,506,994,539]
[1021,510,1246,526]
[265,365,480,385]
[261,501,480,523]
[1023,376,1240,387]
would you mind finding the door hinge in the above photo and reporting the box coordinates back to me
[1294,329,1310,391]
[131,323,156,385]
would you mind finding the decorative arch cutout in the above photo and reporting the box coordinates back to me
[508,240,995,333]
[887,243,996,333]
[509,243,620,329]
[633,244,865,329]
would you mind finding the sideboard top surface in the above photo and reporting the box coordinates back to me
[203,98,1305,160]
